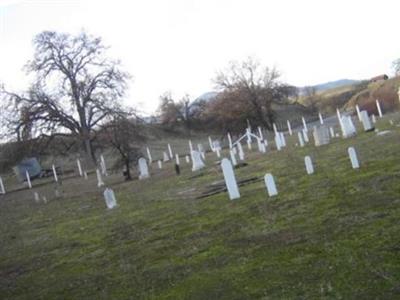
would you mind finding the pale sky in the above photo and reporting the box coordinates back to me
[1,0,399,114]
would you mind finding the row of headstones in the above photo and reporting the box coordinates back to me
[221,146,361,200]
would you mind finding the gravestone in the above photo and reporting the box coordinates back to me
[319,112,324,125]
[341,116,356,138]
[297,131,305,147]
[259,140,266,153]
[264,173,278,196]
[221,158,240,200]
[275,134,282,151]
[360,110,374,132]
[279,132,286,147]
[25,170,32,189]
[230,149,238,166]
[100,155,108,176]
[168,144,173,159]
[302,117,308,132]
[104,188,117,209]
[208,136,214,151]
[287,120,292,135]
[329,127,335,138]
[376,99,383,117]
[158,160,162,169]
[237,142,245,161]
[191,150,206,171]
[83,171,88,180]
[146,147,153,163]
[356,104,361,121]
[96,169,104,187]
[304,156,314,174]
[213,140,222,152]
[348,147,360,169]
[34,192,40,202]
[372,114,376,124]
[264,138,268,146]
[302,129,309,143]
[227,133,233,149]
[258,126,264,139]
[175,154,180,165]
[52,164,58,182]
[0,177,5,194]
[185,155,190,163]
[216,148,221,158]
[163,151,170,162]
[138,157,150,179]
[76,159,83,176]
[313,126,330,146]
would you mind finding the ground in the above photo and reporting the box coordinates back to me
[1,115,400,299]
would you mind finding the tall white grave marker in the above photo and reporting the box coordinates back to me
[25,170,32,189]
[138,157,150,179]
[258,126,264,140]
[297,131,305,147]
[329,127,335,138]
[376,99,383,118]
[302,117,308,132]
[100,155,108,176]
[208,137,214,151]
[227,133,233,149]
[52,164,58,183]
[157,160,162,169]
[76,159,83,176]
[360,110,374,131]
[275,134,282,151]
[163,152,170,162]
[191,150,206,171]
[287,120,293,135]
[175,154,180,165]
[237,142,245,161]
[96,169,104,187]
[304,156,314,174]
[302,129,309,143]
[221,158,240,200]
[146,147,153,163]
[319,112,324,125]
[348,147,360,169]
[371,114,376,124]
[264,173,278,197]
[230,149,238,166]
[356,104,361,121]
[185,155,190,163]
[279,132,286,147]
[104,188,117,209]
[168,144,173,158]
[0,177,5,194]
[83,171,88,180]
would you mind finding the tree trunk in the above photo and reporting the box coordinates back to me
[125,159,132,181]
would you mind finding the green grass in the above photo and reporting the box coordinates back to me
[1,116,400,299]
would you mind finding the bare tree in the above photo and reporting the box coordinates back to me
[302,86,320,113]
[214,57,296,130]
[1,31,130,163]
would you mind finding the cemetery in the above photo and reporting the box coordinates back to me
[0,110,399,299]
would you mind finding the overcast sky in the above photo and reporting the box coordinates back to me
[1,0,399,114]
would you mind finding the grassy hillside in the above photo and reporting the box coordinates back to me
[0,114,400,299]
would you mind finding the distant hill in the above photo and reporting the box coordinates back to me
[299,79,360,94]
[193,91,218,104]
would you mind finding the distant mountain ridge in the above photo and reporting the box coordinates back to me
[299,79,360,93]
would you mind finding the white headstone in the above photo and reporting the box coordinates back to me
[302,117,308,132]
[76,159,83,176]
[337,108,344,133]
[230,149,238,166]
[313,126,330,146]
[264,173,278,197]
[273,123,278,135]
[197,143,204,153]
[52,164,58,182]
[356,104,361,121]
[104,188,117,209]
[237,142,245,161]
[227,133,233,149]
[258,126,264,140]
[138,157,150,179]
[185,155,190,163]
[96,169,104,187]
[216,148,221,158]
[163,151,170,162]
[297,131,305,147]
[83,171,88,180]
[175,154,180,165]
[319,113,324,125]
[348,147,360,169]
[341,116,357,138]
[191,150,206,171]
[264,138,268,146]
[360,110,374,131]
[189,140,193,152]
[329,127,335,138]
[0,176,5,194]
[287,120,293,135]
[275,134,282,151]
[302,129,309,143]
[221,158,240,200]
[208,136,214,151]
[376,99,383,117]
[158,160,162,169]
[25,170,32,189]
[168,143,173,158]
[146,147,153,163]
[372,114,376,124]
[279,132,286,147]
[100,155,108,176]
[304,156,314,174]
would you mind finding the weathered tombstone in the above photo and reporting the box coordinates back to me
[319,112,324,125]
[197,143,204,153]
[157,160,162,169]
[304,156,314,174]
[33,192,40,202]
[83,171,88,180]
[348,147,360,169]
[356,104,361,121]
[52,164,58,183]
[104,188,117,209]
[0,177,5,194]
[237,142,245,161]
[185,155,190,163]
[163,151,170,162]
[302,116,308,132]
[302,129,309,143]
[329,127,335,138]
[146,147,153,163]
[341,116,356,138]
[264,138,268,147]
[100,155,108,176]
[360,110,374,132]
[76,159,83,176]
[297,131,305,147]
[168,144,173,159]
[259,140,266,153]
[96,169,104,187]
[138,157,150,179]
[227,133,233,149]
[372,114,376,124]
[275,134,282,151]
[208,136,214,151]
[376,99,383,117]
[175,154,180,165]
[313,126,330,146]
[258,126,264,139]
[264,173,278,197]
[230,149,238,166]
[189,140,194,154]
[221,158,240,200]
[191,150,206,171]
[25,170,32,189]
[287,120,293,135]
[216,148,221,158]
[279,132,286,147]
